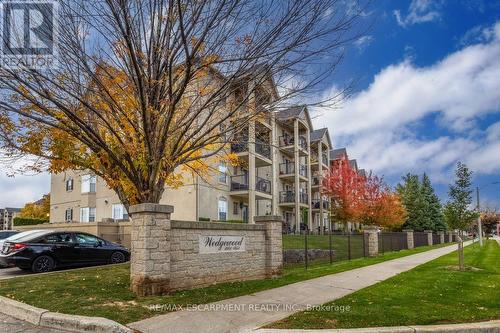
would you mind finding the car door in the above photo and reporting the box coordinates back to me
[74,233,108,264]
[41,233,78,265]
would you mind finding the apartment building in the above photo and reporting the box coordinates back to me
[49,69,339,233]
[0,208,21,230]
[49,105,332,233]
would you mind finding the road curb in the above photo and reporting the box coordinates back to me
[255,320,500,333]
[0,296,135,333]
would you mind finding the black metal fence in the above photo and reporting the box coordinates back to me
[378,232,408,253]
[432,233,440,245]
[282,231,370,268]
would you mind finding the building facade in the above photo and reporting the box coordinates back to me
[49,73,368,233]
[0,208,21,230]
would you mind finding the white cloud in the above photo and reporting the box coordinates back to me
[354,35,373,52]
[313,21,500,182]
[394,0,441,28]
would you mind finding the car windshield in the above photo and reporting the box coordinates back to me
[12,231,54,243]
[5,230,46,242]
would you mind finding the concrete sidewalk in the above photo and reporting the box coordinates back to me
[129,242,470,333]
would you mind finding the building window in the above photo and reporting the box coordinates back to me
[66,179,73,191]
[80,207,96,222]
[65,208,73,222]
[81,174,96,193]
[218,161,227,183]
[233,201,239,215]
[112,204,129,220]
[218,197,227,221]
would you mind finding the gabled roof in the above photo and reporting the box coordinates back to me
[349,159,358,171]
[330,148,347,160]
[310,128,333,150]
[276,105,313,129]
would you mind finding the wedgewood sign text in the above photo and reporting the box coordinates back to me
[199,235,246,253]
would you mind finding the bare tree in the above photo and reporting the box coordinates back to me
[0,0,368,208]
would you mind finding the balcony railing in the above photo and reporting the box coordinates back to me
[231,175,271,194]
[312,199,330,210]
[279,163,307,177]
[231,142,248,154]
[256,177,271,194]
[278,135,308,151]
[312,176,320,186]
[322,153,328,164]
[279,191,308,204]
[231,140,271,159]
[255,141,271,159]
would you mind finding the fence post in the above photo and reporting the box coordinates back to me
[403,229,414,249]
[348,232,352,260]
[363,226,379,257]
[304,229,308,269]
[438,231,445,244]
[329,229,333,264]
[448,232,453,243]
[425,230,433,246]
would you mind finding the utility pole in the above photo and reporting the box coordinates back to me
[476,187,483,247]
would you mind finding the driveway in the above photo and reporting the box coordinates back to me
[0,267,33,280]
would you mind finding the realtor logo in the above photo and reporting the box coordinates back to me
[1,0,58,69]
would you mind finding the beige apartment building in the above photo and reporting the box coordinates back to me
[49,69,338,233]
[1,208,21,230]
[50,105,334,234]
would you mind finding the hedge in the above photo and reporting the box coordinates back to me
[13,217,49,226]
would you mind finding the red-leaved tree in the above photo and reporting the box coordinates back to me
[322,155,366,226]
[323,157,406,229]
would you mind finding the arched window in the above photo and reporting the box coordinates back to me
[218,197,227,221]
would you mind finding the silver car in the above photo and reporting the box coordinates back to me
[0,230,49,266]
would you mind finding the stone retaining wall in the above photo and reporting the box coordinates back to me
[169,220,269,290]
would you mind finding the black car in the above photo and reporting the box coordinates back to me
[0,231,130,273]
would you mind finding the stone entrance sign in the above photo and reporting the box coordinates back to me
[199,235,246,253]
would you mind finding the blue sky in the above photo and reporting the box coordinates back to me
[311,0,500,208]
[1,0,500,209]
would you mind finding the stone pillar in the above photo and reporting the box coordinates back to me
[363,226,379,257]
[403,229,414,249]
[255,215,283,277]
[129,203,173,296]
[448,232,453,243]
[425,230,433,246]
[438,231,445,244]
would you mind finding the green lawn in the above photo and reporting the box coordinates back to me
[269,240,500,329]
[0,243,450,325]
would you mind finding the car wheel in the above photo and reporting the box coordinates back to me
[32,255,55,273]
[110,251,125,264]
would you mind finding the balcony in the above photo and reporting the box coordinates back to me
[279,163,307,180]
[230,175,249,191]
[312,199,330,210]
[231,140,271,166]
[279,191,309,205]
[256,177,271,194]
[312,176,320,187]
[279,135,308,155]
[230,175,272,197]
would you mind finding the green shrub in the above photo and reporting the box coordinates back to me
[198,217,210,222]
[13,217,49,226]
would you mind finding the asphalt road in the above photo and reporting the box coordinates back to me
[0,267,33,280]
